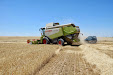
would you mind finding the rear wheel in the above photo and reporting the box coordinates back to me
[57,39,64,46]
[43,37,50,44]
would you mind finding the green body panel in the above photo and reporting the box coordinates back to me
[63,26,77,36]
[48,28,63,39]
[63,26,80,43]
[47,26,77,39]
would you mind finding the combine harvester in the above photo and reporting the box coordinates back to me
[27,23,81,46]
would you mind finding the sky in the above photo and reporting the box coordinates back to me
[0,0,113,37]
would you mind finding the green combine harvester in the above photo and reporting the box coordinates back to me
[27,23,81,46]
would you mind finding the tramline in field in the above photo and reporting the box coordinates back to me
[27,23,81,46]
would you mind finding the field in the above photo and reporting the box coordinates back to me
[0,36,113,75]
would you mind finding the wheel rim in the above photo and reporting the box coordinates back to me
[27,40,30,43]
[43,39,46,44]
[58,41,62,45]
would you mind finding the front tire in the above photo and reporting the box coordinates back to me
[43,37,50,44]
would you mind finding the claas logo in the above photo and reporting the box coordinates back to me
[45,30,52,32]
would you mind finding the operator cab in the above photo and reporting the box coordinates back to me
[39,28,45,36]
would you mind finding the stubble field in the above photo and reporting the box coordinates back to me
[0,36,113,75]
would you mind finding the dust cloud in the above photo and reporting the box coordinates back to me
[78,34,87,44]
